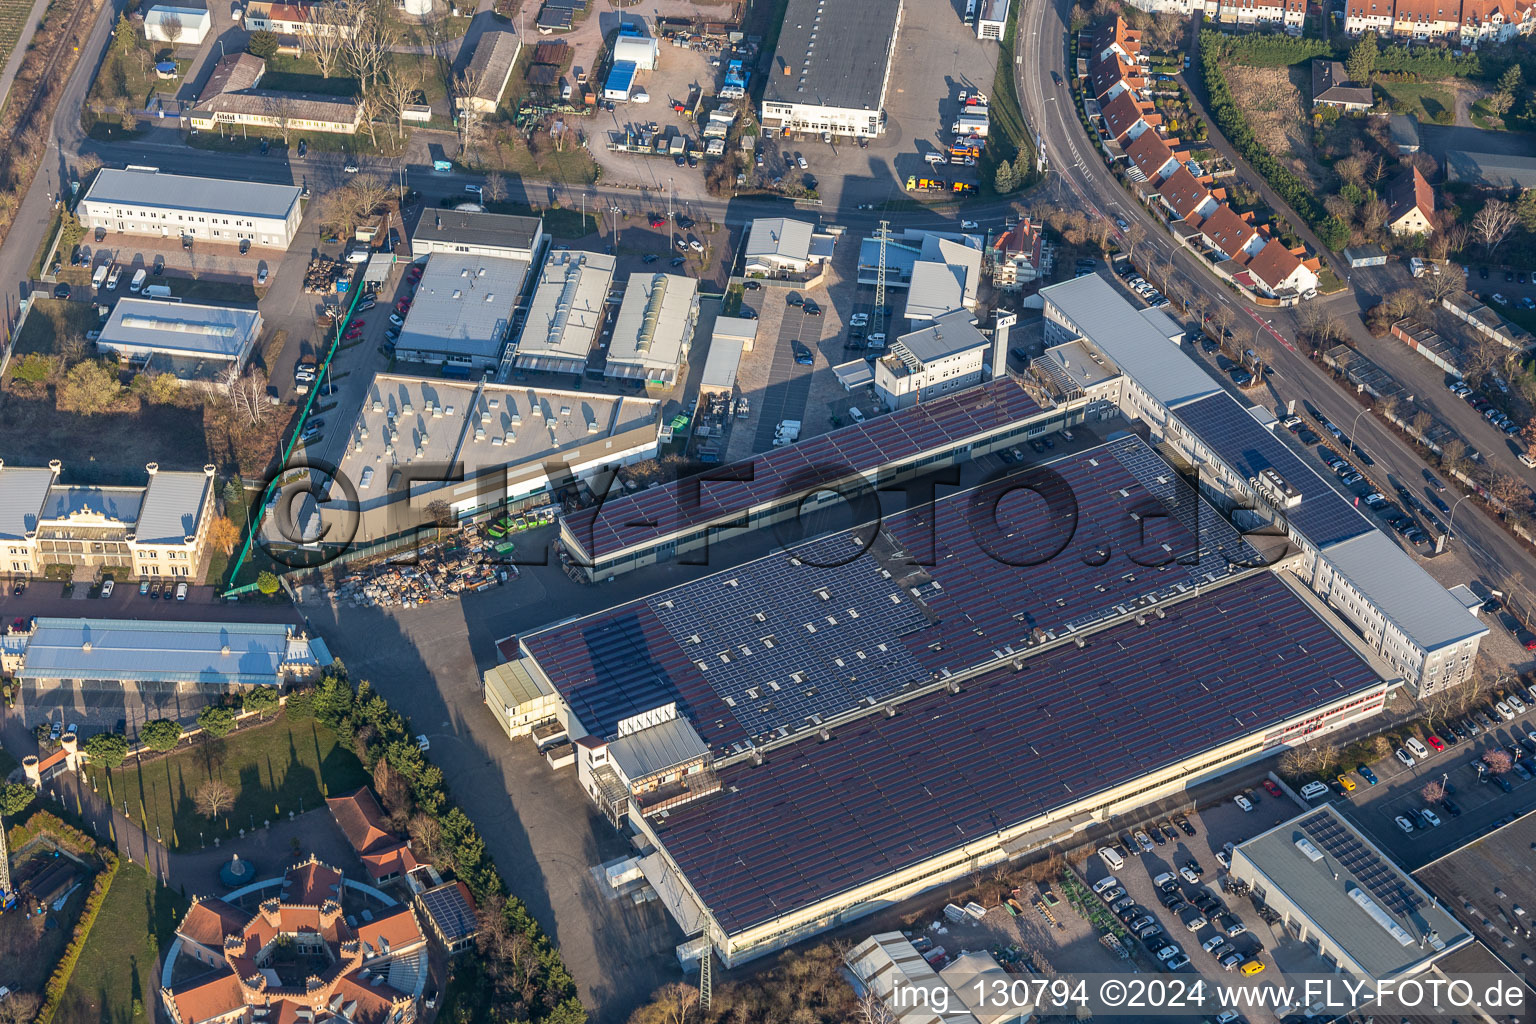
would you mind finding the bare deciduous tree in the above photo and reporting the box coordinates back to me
[159,13,183,47]
[0,990,41,1024]
[343,0,397,91]
[222,366,271,426]
[1420,780,1446,803]
[261,92,296,144]
[296,0,349,79]
[1423,265,1461,303]
[1473,199,1518,256]
[1483,748,1513,774]
[195,777,235,818]
[455,67,487,165]
[482,171,508,204]
[381,70,421,142]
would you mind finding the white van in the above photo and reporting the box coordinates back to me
[1092,875,1119,894]
[1405,736,1430,759]
[91,263,109,288]
[1300,781,1329,800]
[130,269,147,293]
[1099,846,1125,870]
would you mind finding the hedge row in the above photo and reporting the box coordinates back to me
[7,809,96,856]
[288,667,586,1024]
[1199,31,1351,252]
[37,850,120,1024]
[1205,31,1329,68]
[1373,41,1480,79]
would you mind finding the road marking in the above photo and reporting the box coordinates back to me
[1246,310,1296,354]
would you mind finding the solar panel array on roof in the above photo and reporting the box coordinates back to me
[562,378,1043,560]
[527,437,1265,747]
[419,883,477,943]
[1171,393,1374,548]
[653,572,1384,934]
[1300,813,1424,919]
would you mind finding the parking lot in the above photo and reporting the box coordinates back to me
[587,36,716,195]
[1315,690,1536,870]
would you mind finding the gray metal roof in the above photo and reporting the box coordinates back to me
[745,218,814,262]
[606,273,699,382]
[1321,530,1488,653]
[700,337,744,391]
[412,209,541,255]
[84,168,301,222]
[905,262,967,322]
[0,465,58,539]
[100,298,259,360]
[762,0,902,113]
[514,250,614,373]
[711,316,758,344]
[399,254,527,361]
[18,617,315,684]
[1445,150,1536,189]
[1233,805,1467,981]
[42,486,143,525]
[607,716,709,782]
[136,469,211,544]
[894,310,986,365]
[1041,275,1222,409]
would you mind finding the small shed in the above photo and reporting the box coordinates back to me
[1343,245,1388,269]
[699,338,743,397]
[711,314,758,352]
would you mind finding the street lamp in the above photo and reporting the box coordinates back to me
[1445,492,1473,544]
[1349,404,1371,457]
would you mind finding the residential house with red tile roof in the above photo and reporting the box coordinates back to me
[1459,0,1536,45]
[1158,165,1221,226]
[988,218,1045,292]
[1386,167,1436,235]
[1196,205,1266,261]
[1100,90,1160,145]
[1344,0,1395,32]
[1125,130,1181,184]
[328,787,420,885]
[1213,0,1304,29]
[1239,239,1320,298]
[1393,0,1463,36]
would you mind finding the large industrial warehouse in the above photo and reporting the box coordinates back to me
[510,432,1397,966]
[759,0,904,138]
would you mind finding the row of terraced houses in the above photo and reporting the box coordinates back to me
[1125,0,1534,43]
[1086,18,1322,301]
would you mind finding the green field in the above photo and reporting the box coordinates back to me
[56,862,187,1023]
[1375,80,1454,124]
[91,712,369,849]
[0,0,34,80]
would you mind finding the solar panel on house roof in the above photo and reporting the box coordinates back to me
[419,884,477,943]
[562,378,1043,560]
[1171,393,1374,548]
[651,572,1384,934]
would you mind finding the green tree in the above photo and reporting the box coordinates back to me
[284,689,315,720]
[994,158,1017,194]
[1498,63,1524,95]
[84,731,130,769]
[1317,215,1351,252]
[1519,189,1536,232]
[197,705,237,739]
[141,718,183,752]
[242,687,279,719]
[130,371,181,404]
[1346,32,1378,85]
[10,352,52,385]
[111,13,137,54]
[256,570,280,595]
[247,30,279,59]
[222,478,248,526]
[0,782,35,816]
[56,359,124,415]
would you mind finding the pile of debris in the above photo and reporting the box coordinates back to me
[328,533,514,609]
[304,256,343,294]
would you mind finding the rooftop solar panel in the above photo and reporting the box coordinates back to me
[1171,393,1374,548]
[654,573,1384,934]
[563,378,1043,560]
[419,884,477,943]
[1300,813,1424,919]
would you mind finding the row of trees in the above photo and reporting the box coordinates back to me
[284,665,585,1023]
[1201,31,1351,251]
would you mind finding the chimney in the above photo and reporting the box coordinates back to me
[991,311,1016,380]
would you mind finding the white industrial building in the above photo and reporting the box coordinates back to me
[511,250,615,376]
[612,32,659,70]
[331,373,661,544]
[77,167,304,249]
[483,651,560,739]
[1038,275,1487,695]
[394,254,529,374]
[874,310,992,410]
[858,229,983,324]
[975,0,1010,39]
[743,217,836,276]
[97,298,262,383]
[760,0,905,138]
[1231,806,1469,983]
[411,209,543,263]
[604,273,700,386]
[143,0,211,43]
[847,935,1030,1024]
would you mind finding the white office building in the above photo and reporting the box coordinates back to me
[394,254,529,373]
[144,0,211,43]
[760,0,904,138]
[874,311,991,410]
[411,209,543,263]
[77,168,304,249]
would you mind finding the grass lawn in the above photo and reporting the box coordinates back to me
[477,198,595,238]
[1317,267,1347,294]
[1375,80,1454,124]
[262,54,361,97]
[14,297,102,356]
[92,712,368,849]
[56,862,187,1023]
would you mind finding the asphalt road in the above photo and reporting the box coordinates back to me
[1015,0,1536,640]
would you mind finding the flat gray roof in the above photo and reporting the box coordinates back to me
[18,617,316,685]
[1041,275,1222,409]
[0,465,56,539]
[894,310,986,365]
[607,716,709,782]
[137,469,211,544]
[905,261,967,322]
[978,0,1009,21]
[84,168,301,222]
[762,0,902,114]
[700,337,743,391]
[606,273,699,382]
[1445,151,1536,190]
[337,373,659,513]
[412,209,541,254]
[1233,806,1468,981]
[514,250,614,374]
[745,218,813,262]
[398,254,527,361]
[1321,530,1488,652]
[100,298,259,360]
